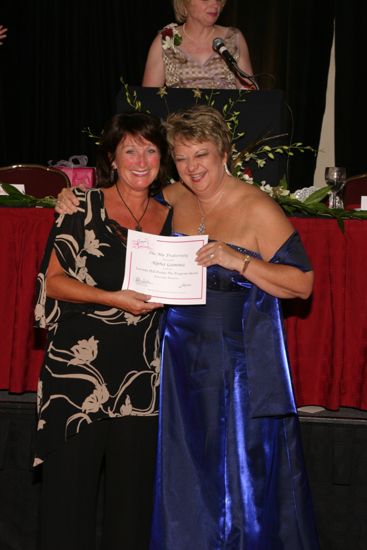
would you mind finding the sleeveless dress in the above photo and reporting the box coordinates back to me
[34,188,172,465]
[161,24,240,89]
[150,232,320,549]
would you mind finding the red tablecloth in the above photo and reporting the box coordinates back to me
[0,208,54,392]
[1,208,366,409]
[284,217,367,410]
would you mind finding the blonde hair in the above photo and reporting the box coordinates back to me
[172,0,227,24]
[165,105,232,158]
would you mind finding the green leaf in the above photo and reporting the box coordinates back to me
[1,183,25,197]
[279,175,288,189]
[303,185,330,205]
[0,184,56,207]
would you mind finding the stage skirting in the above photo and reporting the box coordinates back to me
[1,207,367,410]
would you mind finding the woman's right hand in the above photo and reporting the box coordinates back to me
[46,251,164,313]
[112,289,164,316]
[55,187,83,214]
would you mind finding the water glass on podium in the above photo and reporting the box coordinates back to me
[325,166,346,209]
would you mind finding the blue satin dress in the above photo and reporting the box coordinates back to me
[150,232,320,549]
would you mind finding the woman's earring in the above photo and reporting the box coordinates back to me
[110,168,117,183]
[224,163,232,176]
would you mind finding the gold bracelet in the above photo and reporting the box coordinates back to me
[241,254,252,275]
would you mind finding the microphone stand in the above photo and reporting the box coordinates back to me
[225,59,259,90]
[233,65,259,90]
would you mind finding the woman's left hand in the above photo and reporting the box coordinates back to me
[196,242,242,272]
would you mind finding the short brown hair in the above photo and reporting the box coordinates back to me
[165,105,232,159]
[172,0,227,24]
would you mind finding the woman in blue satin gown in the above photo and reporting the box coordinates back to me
[150,105,320,549]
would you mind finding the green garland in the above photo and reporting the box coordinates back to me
[252,178,367,230]
[0,182,56,207]
[276,187,367,230]
[4,83,364,224]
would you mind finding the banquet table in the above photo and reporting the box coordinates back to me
[1,207,367,410]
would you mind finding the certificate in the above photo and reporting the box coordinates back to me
[122,230,208,305]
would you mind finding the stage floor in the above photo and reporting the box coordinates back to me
[1,397,367,549]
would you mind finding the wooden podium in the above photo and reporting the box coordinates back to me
[116,85,289,186]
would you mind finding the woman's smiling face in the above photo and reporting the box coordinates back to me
[112,134,161,192]
[173,138,227,197]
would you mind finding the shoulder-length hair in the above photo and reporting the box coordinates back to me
[96,111,169,194]
[165,105,232,159]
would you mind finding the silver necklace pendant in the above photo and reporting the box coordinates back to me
[197,221,205,234]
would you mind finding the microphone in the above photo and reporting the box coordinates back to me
[212,38,237,68]
[212,37,259,89]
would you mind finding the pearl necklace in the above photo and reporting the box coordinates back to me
[182,23,216,44]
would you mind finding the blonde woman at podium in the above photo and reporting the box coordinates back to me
[142,0,255,89]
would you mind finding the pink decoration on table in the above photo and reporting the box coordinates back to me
[49,155,95,188]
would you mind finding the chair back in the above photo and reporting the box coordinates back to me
[343,173,367,210]
[0,164,71,198]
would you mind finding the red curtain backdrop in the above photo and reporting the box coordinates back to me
[1,208,367,410]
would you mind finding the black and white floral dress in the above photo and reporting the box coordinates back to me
[34,188,172,465]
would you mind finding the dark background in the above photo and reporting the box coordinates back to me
[0,0,366,190]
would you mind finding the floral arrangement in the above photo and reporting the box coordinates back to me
[161,24,182,52]
[87,81,367,226]
[155,86,367,226]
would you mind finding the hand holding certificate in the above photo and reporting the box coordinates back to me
[122,230,208,305]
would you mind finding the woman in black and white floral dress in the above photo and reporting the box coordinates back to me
[34,112,172,550]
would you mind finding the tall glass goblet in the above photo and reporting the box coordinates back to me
[325,166,346,209]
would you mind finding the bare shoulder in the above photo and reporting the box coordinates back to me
[236,181,295,258]
[233,179,270,207]
[214,24,228,36]
[247,185,292,227]
[234,27,246,40]
[162,181,187,206]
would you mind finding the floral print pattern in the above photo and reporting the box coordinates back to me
[34,189,171,465]
[160,24,241,89]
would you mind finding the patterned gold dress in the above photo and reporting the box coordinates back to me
[34,188,172,465]
[161,24,241,89]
